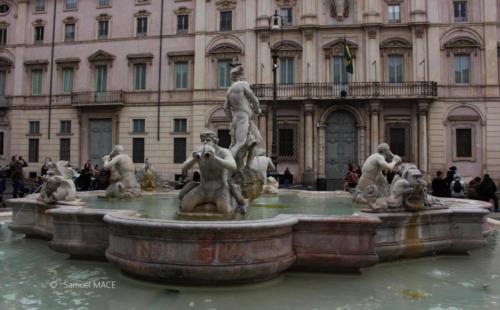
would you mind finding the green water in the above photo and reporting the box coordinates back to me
[1,222,499,309]
[82,194,355,220]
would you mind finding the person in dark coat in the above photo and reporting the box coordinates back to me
[477,174,498,212]
[10,155,27,198]
[444,166,457,197]
[431,171,449,197]
[467,177,482,200]
[78,160,93,191]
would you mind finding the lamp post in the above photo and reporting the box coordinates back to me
[269,10,283,172]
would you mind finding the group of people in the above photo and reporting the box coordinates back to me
[76,160,110,191]
[432,166,499,212]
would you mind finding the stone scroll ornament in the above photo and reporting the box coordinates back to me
[354,143,444,212]
[330,0,349,20]
[178,131,247,216]
[37,161,84,205]
[102,145,142,199]
[224,64,265,200]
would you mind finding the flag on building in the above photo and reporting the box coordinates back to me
[344,38,353,74]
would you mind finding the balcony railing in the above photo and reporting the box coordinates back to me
[251,81,437,99]
[71,90,124,106]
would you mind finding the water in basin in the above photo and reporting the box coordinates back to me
[82,193,355,220]
[1,221,499,309]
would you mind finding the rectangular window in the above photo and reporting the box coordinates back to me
[218,59,232,88]
[454,54,470,84]
[132,138,145,163]
[65,0,77,10]
[133,119,145,133]
[65,23,75,42]
[98,20,108,39]
[177,15,188,33]
[59,138,71,161]
[217,129,231,149]
[29,121,40,134]
[388,4,400,23]
[28,139,39,162]
[220,11,232,31]
[388,55,404,83]
[280,57,294,84]
[173,137,187,164]
[34,26,44,44]
[62,68,74,93]
[456,128,472,158]
[175,62,188,89]
[0,71,6,96]
[332,56,348,84]
[454,1,467,21]
[137,17,148,37]
[95,65,107,92]
[278,128,295,158]
[35,0,45,12]
[98,0,110,7]
[281,8,293,25]
[60,120,71,134]
[389,127,406,158]
[0,132,4,155]
[133,63,146,90]
[31,70,43,95]
[0,28,6,45]
[174,118,187,133]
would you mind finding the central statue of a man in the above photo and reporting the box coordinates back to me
[224,64,263,170]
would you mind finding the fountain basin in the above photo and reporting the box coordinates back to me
[5,192,492,285]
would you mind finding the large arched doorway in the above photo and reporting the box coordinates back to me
[325,110,358,189]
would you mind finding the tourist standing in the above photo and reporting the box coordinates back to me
[431,171,449,197]
[467,177,482,200]
[477,174,498,212]
[444,166,457,197]
[450,175,466,198]
[344,164,358,191]
[79,160,93,191]
[10,155,27,198]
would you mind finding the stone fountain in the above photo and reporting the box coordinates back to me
[5,66,491,285]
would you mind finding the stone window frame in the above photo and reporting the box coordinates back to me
[135,0,151,6]
[0,21,8,46]
[272,40,303,84]
[27,120,41,136]
[0,56,13,73]
[384,117,412,162]
[443,36,481,85]
[64,0,78,12]
[134,10,150,38]
[167,51,194,91]
[97,0,111,9]
[63,17,78,43]
[24,60,49,96]
[0,2,11,16]
[172,118,189,134]
[323,39,358,82]
[96,14,112,40]
[380,38,412,83]
[88,50,115,92]
[32,19,47,45]
[34,0,47,14]
[384,0,404,24]
[277,120,298,161]
[131,118,147,135]
[452,0,468,22]
[127,53,153,92]
[55,57,80,94]
[174,7,192,34]
[449,117,476,162]
[58,120,73,136]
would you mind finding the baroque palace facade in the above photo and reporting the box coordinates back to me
[0,0,499,188]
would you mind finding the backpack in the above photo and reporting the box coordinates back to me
[453,181,463,193]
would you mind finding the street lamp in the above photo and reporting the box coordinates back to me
[268,10,283,173]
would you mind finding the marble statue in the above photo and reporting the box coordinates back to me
[224,64,263,170]
[370,163,443,211]
[102,145,141,199]
[38,161,80,204]
[262,176,279,195]
[178,131,247,215]
[353,143,401,204]
[141,158,156,191]
[249,150,275,185]
[330,0,350,20]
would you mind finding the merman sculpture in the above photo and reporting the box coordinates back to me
[178,131,247,216]
[38,161,82,205]
[102,145,141,199]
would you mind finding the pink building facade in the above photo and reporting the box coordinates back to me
[0,0,498,188]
